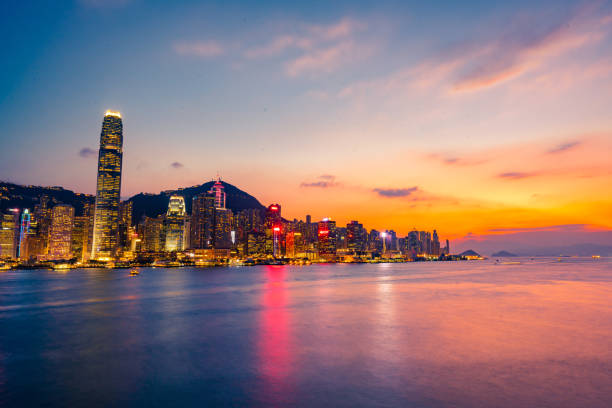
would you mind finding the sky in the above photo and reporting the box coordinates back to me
[1,0,611,253]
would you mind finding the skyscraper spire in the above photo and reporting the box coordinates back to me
[91,110,123,261]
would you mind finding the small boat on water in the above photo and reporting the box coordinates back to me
[129,269,140,276]
[592,255,601,259]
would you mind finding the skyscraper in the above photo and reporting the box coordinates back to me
[209,177,226,209]
[317,218,337,261]
[0,209,20,260]
[165,195,186,252]
[48,204,75,260]
[190,193,215,249]
[91,110,123,261]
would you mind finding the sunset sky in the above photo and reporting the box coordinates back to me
[1,0,611,251]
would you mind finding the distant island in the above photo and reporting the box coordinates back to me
[492,250,517,257]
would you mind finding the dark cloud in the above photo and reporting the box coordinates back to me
[301,181,335,188]
[301,174,339,188]
[373,187,418,197]
[547,140,581,154]
[497,171,538,180]
[170,162,184,169]
[79,147,97,158]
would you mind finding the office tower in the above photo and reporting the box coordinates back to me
[264,204,282,256]
[183,217,191,250]
[33,195,52,256]
[346,221,366,254]
[335,227,347,250]
[0,209,20,259]
[91,110,123,260]
[18,209,31,259]
[71,215,89,262]
[432,230,441,256]
[118,200,133,250]
[317,218,337,260]
[213,208,233,249]
[48,204,75,260]
[165,195,186,251]
[209,177,226,209]
[143,215,164,252]
[407,230,419,257]
[191,193,215,249]
[444,239,450,255]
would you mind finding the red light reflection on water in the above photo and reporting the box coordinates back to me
[258,266,293,403]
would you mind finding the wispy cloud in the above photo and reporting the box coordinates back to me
[301,174,340,188]
[244,17,371,77]
[78,147,96,158]
[173,41,224,57]
[497,171,539,180]
[547,140,581,154]
[339,5,611,99]
[170,161,184,169]
[286,41,366,77]
[373,187,418,197]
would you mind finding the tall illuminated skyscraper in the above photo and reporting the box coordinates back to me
[165,195,186,252]
[91,110,123,261]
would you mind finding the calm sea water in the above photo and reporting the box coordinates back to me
[1,258,611,407]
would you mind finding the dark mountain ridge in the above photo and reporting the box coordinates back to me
[0,180,266,222]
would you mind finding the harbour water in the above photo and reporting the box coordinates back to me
[1,258,611,407]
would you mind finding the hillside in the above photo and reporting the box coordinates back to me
[0,182,94,216]
[128,180,266,223]
[0,180,266,222]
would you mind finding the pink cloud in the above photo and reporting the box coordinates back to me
[286,41,367,77]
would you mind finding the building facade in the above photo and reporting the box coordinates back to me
[91,110,123,260]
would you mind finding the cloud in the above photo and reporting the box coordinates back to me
[173,41,224,57]
[338,5,611,100]
[300,174,340,188]
[547,140,581,154]
[373,187,418,197]
[79,147,97,158]
[243,17,370,77]
[286,41,368,77]
[497,171,539,180]
[170,162,184,169]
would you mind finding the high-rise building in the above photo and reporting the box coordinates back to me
[165,195,186,252]
[317,218,337,260]
[213,208,233,249]
[347,221,366,254]
[48,204,75,260]
[264,204,282,256]
[190,193,215,249]
[432,230,441,256]
[91,110,123,261]
[209,177,226,209]
[0,209,20,260]
[18,209,31,259]
[143,215,164,252]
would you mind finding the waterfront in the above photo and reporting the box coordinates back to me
[1,258,611,407]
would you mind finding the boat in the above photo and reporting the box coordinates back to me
[592,255,601,259]
[129,268,140,276]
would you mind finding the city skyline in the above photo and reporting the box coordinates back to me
[1,0,612,249]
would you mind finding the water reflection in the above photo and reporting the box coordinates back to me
[0,258,611,407]
[258,266,293,405]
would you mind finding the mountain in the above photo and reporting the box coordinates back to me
[128,180,266,223]
[459,249,481,257]
[0,180,266,222]
[491,250,517,257]
[0,181,94,216]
